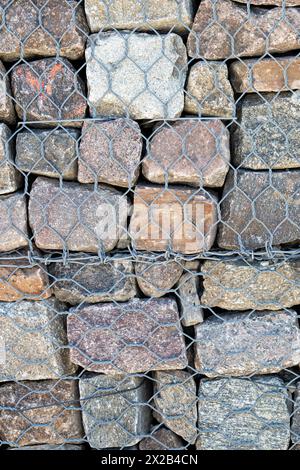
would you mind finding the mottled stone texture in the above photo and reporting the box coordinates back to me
[135,259,183,298]
[139,426,184,450]
[177,273,203,326]
[194,310,300,377]
[197,376,290,450]
[292,382,300,444]
[143,120,230,188]
[67,298,187,374]
[86,32,187,120]
[235,0,300,5]
[79,373,151,449]
[0,123,21,194]
[0,192,28,252]
[0,0,88,61]
[0,60,15,124]
[218,169,300,250]
[0,380,83,447]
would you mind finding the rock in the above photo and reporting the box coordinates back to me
[291,382,300,444]
[78,119,142,187]
[235,0,300,5]
[142,119,230,188]
[0,60,15,124]
[0,124,21,195]
[0,380,83,447]
[10,444,84,450]
[194,310,300,377]
[67,297,187,374]
[0,298,77,382]
[16,129,79,180]
[153,370,197,444]
[50,256,136,305]
[29,177,129,253]
[86,32,187,120]
[218,169,300,250]
[232,92,300,170]
[79,373,151,449]
[139,426,184,450]
[0,192,28,252]
[84,0,194,33]
[184,62,235,118]
[197,376,290,450]
[0,0,88,61]
[129,185,218,254]
[135,259,183,298]
[201,258,300,311]
[230,57,300,93]
[177,272,203,326]
[187,0,300,59]
[11,58,86,126]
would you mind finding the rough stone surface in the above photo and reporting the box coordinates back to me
[0,0,88,61]
[142,120,230,188]
[135,259,183,298]
[67,298,187,374]
[50,256,136,305]
[29,177,128,253]
[139,427,184,450]
[129,185,218,254]
[0,298,76,382]
[86,32,187,120]
[194,310,300,377]
[0,380,83,447]
[232,92,300,170]
[187,0,300,59]
[197,376,290,450]
[177,273,203,326]
[235,0,300,5]
[0,124,21,194]
[292,382,300,444]
[0,60,15,124]
[78,119,142,187]
[218,169,300,250]
[16,129,79,180]
[10,444,84,450]
[184,62,235,118]
[153,370,197,444]
[11,58,86,126]
[0,192,28,252]
[79,373,151,449]
[201,258,300,311]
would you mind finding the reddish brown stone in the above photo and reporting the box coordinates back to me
[139,427,184,450]
[135,258,184,298]
[0,192,28,252]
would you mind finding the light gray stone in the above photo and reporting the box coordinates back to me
[135,259,184,298]
[0,124,21,195]
[0,60,15,124]
[291,382,300,444]
[177,272,203,326]
[0,192,28,252]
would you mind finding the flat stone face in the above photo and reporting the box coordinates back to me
[85,0,194,33]
[194,310,300,377]
[78,119,142,187]
[0,298,77,382]
[0,61,15,124]
[201,259,300,311]
[184,62,235,118]
[0,380,83,447]
[153,370,197,444]
[142,120,230,188]
[197,376,290,450]
[86,32,187,120]
[135,259,183,298]
[0,192,28,252]
[67,298,188,374]
[129,185,218,254]
[0,0,88,61]
[11,58,86,126]
[50,256,136,305]
[218,169,300,250]
[0,124,21,194]
[232,92,300,170]
[29,177,128,253]
[177,272,203,327]
[139,427,184,450]
[16,129,79,180]
[187,0,300,59]
[291,382,300,444]
[79,373,151,449]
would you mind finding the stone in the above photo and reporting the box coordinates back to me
[291,382,300,444]
[50,256,136,305]
[230,57,300,93]
[218,169,300,250]
[201,258,300,311]
[16,129,79,180]
[0,192,28,252]
[135,259,184,298]
[29,177,129,253]
[67,297,187,374]
[153,370,197,444]
[235,0,300,5]
[0,60,15,124]
[0,124,21,194]
[79,373,151,449]
[11,58,86,126]
[184,62,235,118]
[139,427,184,450]
[84,0,194,33]
[194,310,300,377]
[196,376,290,450]
[129,185,218,254]
[10,444,84,450]
[187,0,300,60]
[232,92,300,170]
[86,32,187,120]
[0,298,77,382]
[0,380,83,447]
[142,119,230,188]
[0,0,88,61]
[177,272,203,326]
[78,119,142,187]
